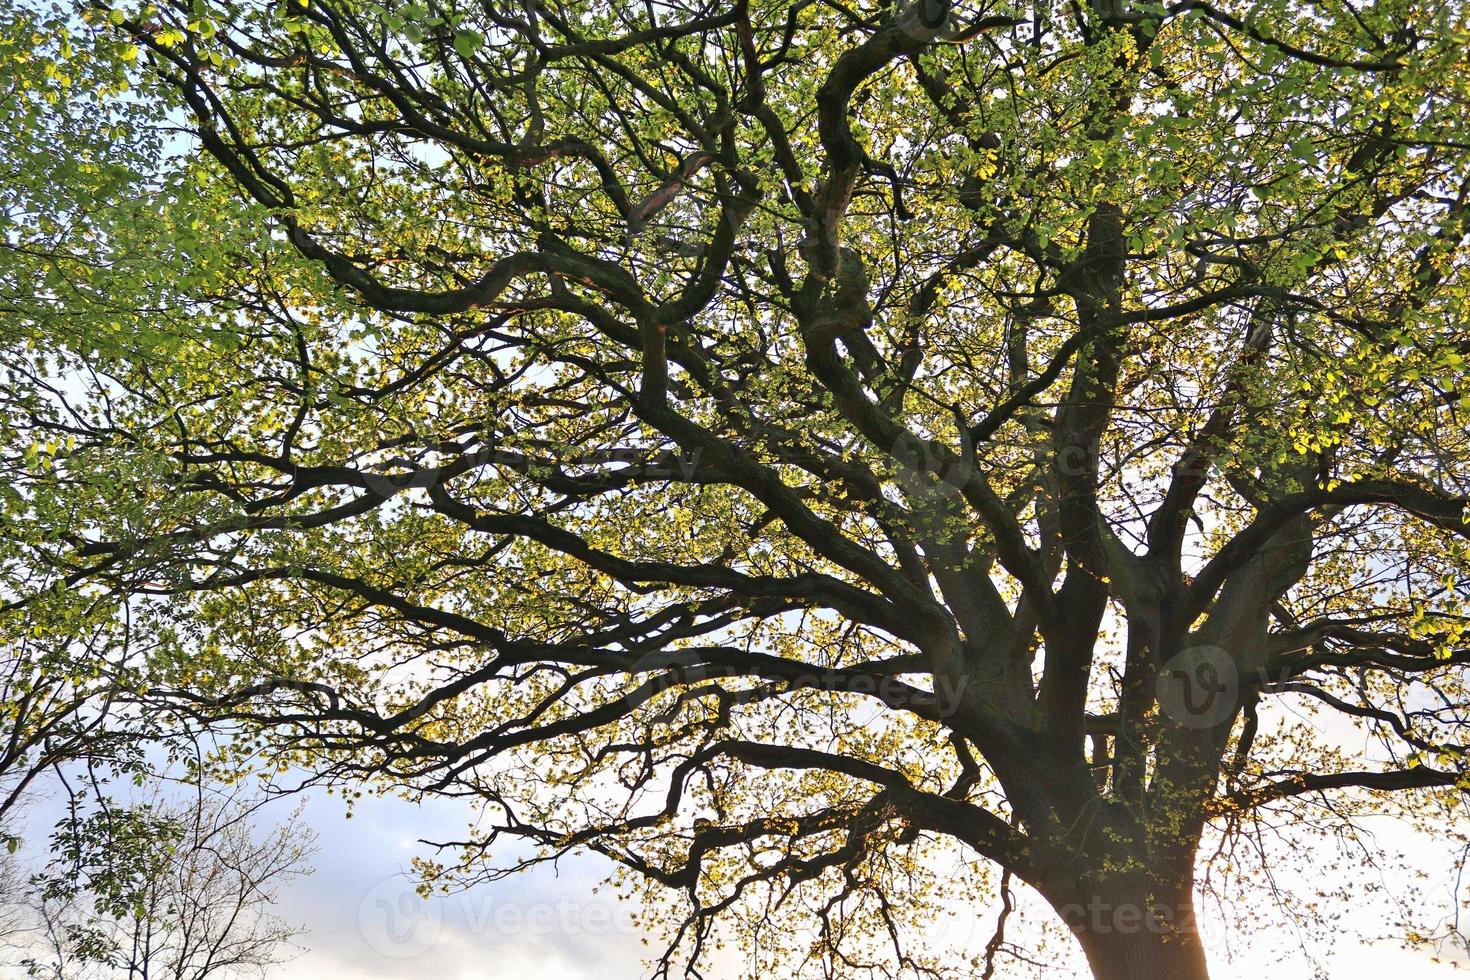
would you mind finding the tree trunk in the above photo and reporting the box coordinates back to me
[1074,924,1211,980]
[1046,879,1211,980]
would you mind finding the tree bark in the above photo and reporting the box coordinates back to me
[1075,925,1211,980]
[1064,887,1211,980]
[1046,877,1211,980]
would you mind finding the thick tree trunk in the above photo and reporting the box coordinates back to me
[1074,924,1211,980]
[1043,876,1211,980]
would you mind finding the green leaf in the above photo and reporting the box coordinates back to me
[453,29,482,57]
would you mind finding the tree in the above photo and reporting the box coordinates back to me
[0,627,149,837]
[1,842,31,964]
[22,786,314,980]
[0,0,261,828]
[6,0,1470,977]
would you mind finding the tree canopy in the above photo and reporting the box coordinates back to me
[4,0,1470,976]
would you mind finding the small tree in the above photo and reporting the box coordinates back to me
[1,843,32,968]
[24,787,314,980]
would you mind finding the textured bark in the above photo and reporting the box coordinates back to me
[1076,926,1212,980]
[1044,864,1211,980]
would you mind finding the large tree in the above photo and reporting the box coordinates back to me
[7,0,1470,976]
